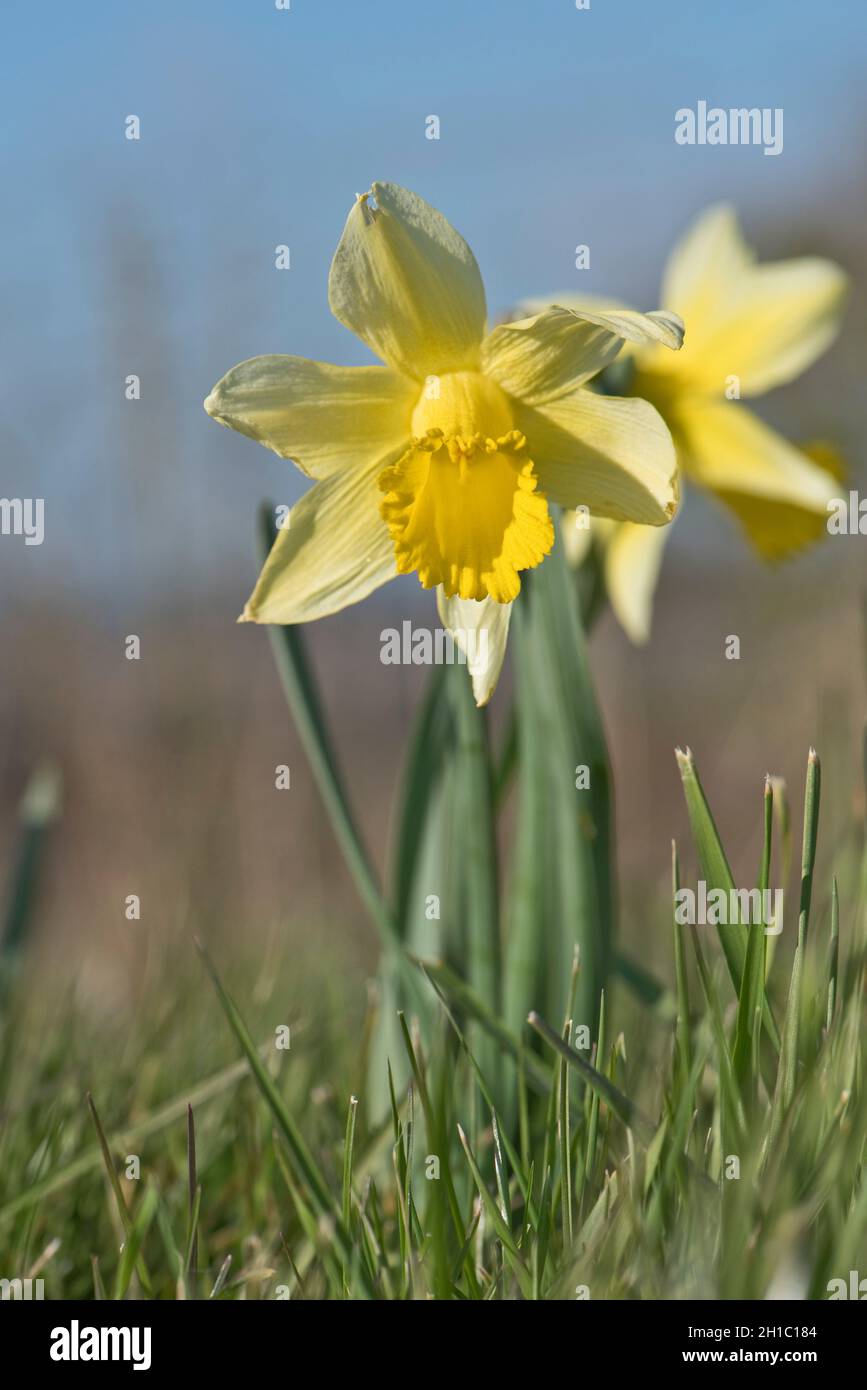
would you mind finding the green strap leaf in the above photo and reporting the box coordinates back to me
[505,523,613,1041]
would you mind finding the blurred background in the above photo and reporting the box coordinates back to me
[2,0,866,1004]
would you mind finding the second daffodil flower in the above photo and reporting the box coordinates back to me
[523,204,848,643]
[205,183,684,702]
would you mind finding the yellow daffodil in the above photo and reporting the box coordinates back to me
[521,204,848,643]
[205,182,684,700]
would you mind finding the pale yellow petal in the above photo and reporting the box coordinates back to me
[660,203,751,333]
[604,521,671,644]
[436,590,512,707]
[646,203,847,394]
[483,305,683,405]
[204,356,416,478]
[242,450,401,623]
[515,390,679,525]
[673,400,839,559]
[328,182,487,381]
[680,257,847,396]
[510,295,684,368]
[555,304,684,352]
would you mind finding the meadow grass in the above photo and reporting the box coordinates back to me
[1,735,865,1300]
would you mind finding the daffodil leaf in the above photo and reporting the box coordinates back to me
[447,661,502,1094]
[505,519,612,1043]
[367,666,452,1121]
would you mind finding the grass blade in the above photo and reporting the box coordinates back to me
[113,1185,158,1301]
[798,749,821,952]
[671,842,692,1092]
[826,876,840,1031]
[86,1092,153,1297]
[527,1010,654,1141]
[196,936,374,1295]
[342,1094,358,1231]
[732,778,772,1093]
[186,1103,198,1288]
[676,747,779,1051]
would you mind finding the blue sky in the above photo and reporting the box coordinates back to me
[2,0,864,602]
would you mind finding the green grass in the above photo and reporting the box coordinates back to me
[1,742,866,1300]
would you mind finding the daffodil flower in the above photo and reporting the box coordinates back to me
[521,204,848,643]
[205,183,684,700]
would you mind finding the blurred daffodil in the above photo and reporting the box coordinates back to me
[205,183,684,701]
[521,204,848,642]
